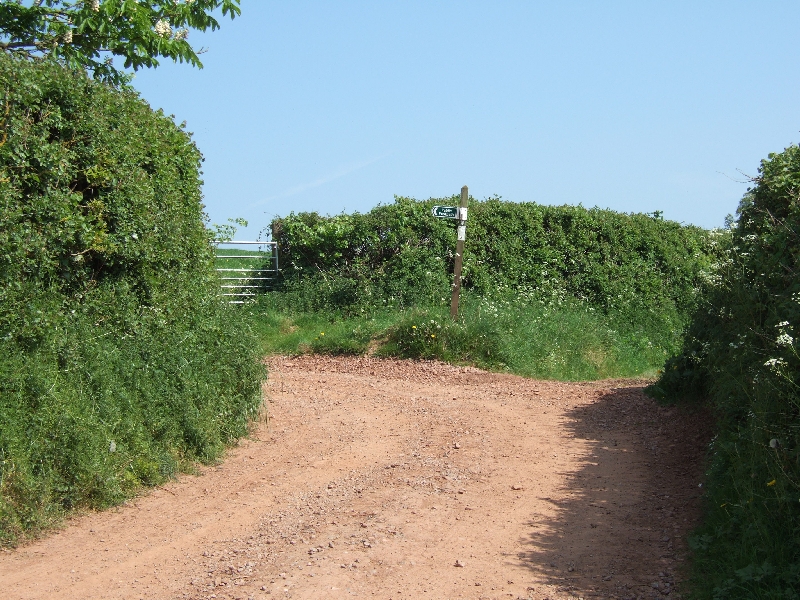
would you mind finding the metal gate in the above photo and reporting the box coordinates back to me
[214,241,279,303]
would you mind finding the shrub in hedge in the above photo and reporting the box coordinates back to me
[270,198,454,310]
[271,197,714,329]
[0,55,263,545]
[651,146,800,597]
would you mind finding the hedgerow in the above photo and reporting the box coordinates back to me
[270,197,714,349]
[260,198,719,384]
[0,55,263,545]
[650,145,800,598]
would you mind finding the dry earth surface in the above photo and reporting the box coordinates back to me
[0,356,711,600]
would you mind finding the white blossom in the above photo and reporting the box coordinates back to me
[174,28,189,41]
[91,0,100,11]
[776,333,794,347]
[764,358,787,369]
[154,19,172,38]
[64,29,73,44]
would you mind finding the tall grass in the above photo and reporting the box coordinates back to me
[249,291,680,381]
[0,295,264,546]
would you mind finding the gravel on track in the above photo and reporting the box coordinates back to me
[0,355,711,600]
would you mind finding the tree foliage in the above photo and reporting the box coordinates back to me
[0,0,240,85]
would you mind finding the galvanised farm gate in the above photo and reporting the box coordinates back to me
[214,241,279,303]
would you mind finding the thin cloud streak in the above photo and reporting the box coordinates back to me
[250,154,389,208]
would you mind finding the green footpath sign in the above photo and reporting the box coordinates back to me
[431,205,458,219]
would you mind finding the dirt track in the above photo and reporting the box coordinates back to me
[0,356,711,600]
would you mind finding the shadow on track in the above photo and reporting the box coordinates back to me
[517,385,712,599]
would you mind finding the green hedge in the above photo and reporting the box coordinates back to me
[0,55,263,544]
[651,146,800,597]
[271,197,714,324]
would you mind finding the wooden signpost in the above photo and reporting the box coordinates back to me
[431,186,469,320]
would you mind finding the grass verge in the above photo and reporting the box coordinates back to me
[0,300,265,547]
[247,292,681,381]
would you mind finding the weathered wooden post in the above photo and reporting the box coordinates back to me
[450,185,468,320]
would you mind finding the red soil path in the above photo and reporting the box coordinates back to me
[0,356,710,600]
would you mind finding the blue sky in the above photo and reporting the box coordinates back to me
[133,1,800,238]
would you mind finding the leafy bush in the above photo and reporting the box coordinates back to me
[270,197,714,330]
[271,198,453,311]
[0,55,263,545]
[650,146,800,597]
